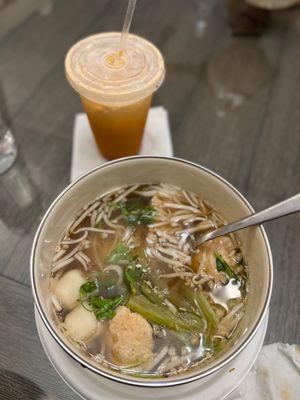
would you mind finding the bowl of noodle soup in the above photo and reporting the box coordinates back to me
[31,156,272,388]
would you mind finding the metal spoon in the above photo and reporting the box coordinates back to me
[195,193,300,247]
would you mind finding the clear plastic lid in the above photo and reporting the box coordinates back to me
[65,32,165,104]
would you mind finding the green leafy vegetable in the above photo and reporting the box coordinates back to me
[127,295,204,332]
[107,245,149,295]
[106,244,135,264]
[120,201,155,226]
[79,280,125,321]
[179,283,219,336]
[79,281,97,297]
[124,264,143,294]
[215,253,239,282]
[207,337,226,354]
[140,281,165,304]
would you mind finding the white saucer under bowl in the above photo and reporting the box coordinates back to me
[35,308,268,400]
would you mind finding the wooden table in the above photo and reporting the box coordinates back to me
[0,0,299,398]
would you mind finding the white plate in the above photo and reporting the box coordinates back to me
[35,309,268,400]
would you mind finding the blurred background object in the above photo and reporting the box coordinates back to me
[0,0,53,40]
[0,78,17,174]
[246,0,300,9]
[229,0,300,36]
[192,0,219,36]
[0,119,17,174]
[228,0,271,35]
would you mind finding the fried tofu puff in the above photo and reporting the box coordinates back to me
[191,236,236,283]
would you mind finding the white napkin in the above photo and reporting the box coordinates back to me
[70,106,173,182]
[230,343,300,400]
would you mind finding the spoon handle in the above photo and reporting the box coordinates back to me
[196,193,300,246]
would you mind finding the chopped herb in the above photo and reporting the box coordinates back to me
[79,281,97,296]
[120,201,155,226]
[215,253,239,282]
[79,279,125,321]
[107,202,120,210]
[95,308,116,320]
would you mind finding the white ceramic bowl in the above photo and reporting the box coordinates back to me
[30,156,273,388]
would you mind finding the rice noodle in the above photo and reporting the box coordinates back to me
[70,201,100,233]
[221,302,244,324]
[178,232,189,249]
[155,230,179,245]
[192,274,212,286]
[152,248,187,268]
[156,246,191,263]
[182,190,199,208]
[134,190,158,197]
[158,355,189,373]
[74,227,115,235]
[95,210,104,225]
[51,294,62,312]
[148,221,170,228]
[74,253,88,270]
[53,242,82,266]
[77,251,91,265]
[103,214,125,231]
[113,184,139,203]
[178,221,213,234]
[90,210,97,227]
[159,272,193,279]
[52,248,67,263]
[61,231,88,245]
[170,214,204,223]
[52,257,75,273]
[122,228,131,243]
[162,203,200,213]
[138,346,169,372]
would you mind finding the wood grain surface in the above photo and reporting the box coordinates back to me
[0,0,299,398]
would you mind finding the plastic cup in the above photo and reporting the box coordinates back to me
[65,32,165,160]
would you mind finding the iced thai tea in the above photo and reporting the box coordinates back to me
[81,94,152,160]
[65,32,165,160]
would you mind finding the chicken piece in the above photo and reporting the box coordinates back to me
[64,305,98,341]
[53,269,85,310]
[191,236,236,283]
[108,306,153,366]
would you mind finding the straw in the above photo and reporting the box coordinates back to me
[119,0,137,53]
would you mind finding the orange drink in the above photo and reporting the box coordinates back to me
[65,33,165,160]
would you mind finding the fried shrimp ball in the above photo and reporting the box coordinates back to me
[108,306,153,365]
